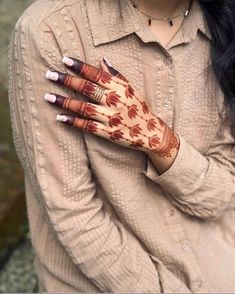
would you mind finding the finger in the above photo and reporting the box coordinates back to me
[44,93,112,124]
[62,56,128,88]
[56,114,126,145]
[56,114,109,139]
[101,57,129,84]
[45,71,107,105]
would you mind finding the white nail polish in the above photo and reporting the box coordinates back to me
[46,70,59,81]
[56,115,68,122]
[44,93,56,103]
[62,56,74,66]
[103,56,113,67]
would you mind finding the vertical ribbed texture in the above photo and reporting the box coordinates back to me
[7,0,235,292]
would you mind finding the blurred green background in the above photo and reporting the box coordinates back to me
[0,0,37,292]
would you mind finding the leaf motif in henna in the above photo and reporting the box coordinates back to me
[149,134,161,148]
[83,81,97,97]
[142,101,150,114]
[129,124,142,138]
[128,104,138,119]
[86,121,99,133]
[147,118,157,132]
[130,139,144,148]
[109,130,124,141]
[100,72,113,84]
[125,84,135,98]
[109,113,123,128]
[106,91,121,107]
[84,103,97,116]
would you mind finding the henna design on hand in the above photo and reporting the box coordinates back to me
[46,57,180,160]
[106,91,121,107]
[129,124,142,138]
[108,113,123,128]
[153,120,180,157]
[128,104,138,119]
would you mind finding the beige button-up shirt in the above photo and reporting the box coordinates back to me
[8,0,235,292]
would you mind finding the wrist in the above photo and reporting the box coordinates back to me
[144,117,180,158]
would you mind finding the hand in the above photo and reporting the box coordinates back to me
[45,56,179,157]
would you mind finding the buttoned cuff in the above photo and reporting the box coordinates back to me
[142,134,209,196]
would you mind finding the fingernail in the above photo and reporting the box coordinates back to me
[56,114,68,122]
[103,56,113,67]
[44,93,56,103]
[62,56,74,67]
[56,114,75,126]
[46,70,59,81]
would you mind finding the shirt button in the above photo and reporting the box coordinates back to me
[163,99,171,107]
[181,242,191,252]
[164,57,173,66]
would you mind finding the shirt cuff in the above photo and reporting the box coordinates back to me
[142,134,209,196]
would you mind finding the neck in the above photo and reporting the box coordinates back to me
[133,0,190,18]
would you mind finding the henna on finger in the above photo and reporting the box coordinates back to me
[62,56,115,89]
[46,71,108,105]
[56,114,110,141]
[56,114,99,132]
[102,57,129,83]
[44,93,113,124]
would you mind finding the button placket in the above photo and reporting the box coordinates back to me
[160,53,175,126]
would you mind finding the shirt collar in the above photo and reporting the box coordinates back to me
[85,0,212,47]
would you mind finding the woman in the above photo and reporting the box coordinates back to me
[8,0,235,292]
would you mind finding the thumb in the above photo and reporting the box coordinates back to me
[99,56,129,83]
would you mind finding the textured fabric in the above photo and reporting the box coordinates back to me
[8,0,235,292]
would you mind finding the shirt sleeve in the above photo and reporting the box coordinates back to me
[7,12,162,293]
[143,117,235,221]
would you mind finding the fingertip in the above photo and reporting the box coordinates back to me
[56,114,68,122]
[103,56,113,67]
[44,93,56,103]
[62,56,74,67]
[46,70,59,81]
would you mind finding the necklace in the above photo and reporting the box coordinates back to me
[131,0,193,27]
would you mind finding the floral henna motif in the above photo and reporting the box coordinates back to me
[141,101,150,114]
[125,84,135,98]
[147,118,158,132]
[82,81,97,98]
[108,113,123,128]
[129,124,142,138]
[109,130,124,141]
[130,139,145,148]
[128,104,138,119]
[100,72,113,84]
[106,91,121,107]
[84,120,99,133]
[149,134,161,148]
[84,103,98,117]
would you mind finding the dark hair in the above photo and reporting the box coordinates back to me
[99,0,235,134]
[198,0,235,135]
